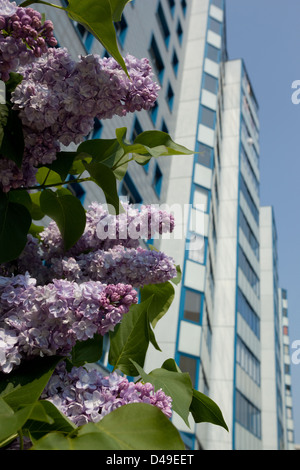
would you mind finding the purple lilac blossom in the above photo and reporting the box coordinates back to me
[40,202,175,261]
[0,3,57,81]
[0,274,137,373]
[0,50,159,192]
[50,245,177,288]
[41,362,172,426]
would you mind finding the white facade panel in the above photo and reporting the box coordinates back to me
[198,124,215,147]
[204,58,220,78]
[209,5,224,22]
[206,30,222,49]
[201,89,218,110]
[184,260,206,292]
[178,321,202,357]
[193,164,212,189]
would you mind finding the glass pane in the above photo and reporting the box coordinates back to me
[203,74,218,94]
[201,107,215,129]
[184,290,201,323]
[206,44,220,62]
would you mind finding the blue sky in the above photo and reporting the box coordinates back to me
[225,0,300,444]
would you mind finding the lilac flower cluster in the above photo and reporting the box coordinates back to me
[50,246,177,288]
[0,48,160,192]
[0,1,57,81]
[0,273,137,373]
[41,362,172,426]
[40,202,175,261]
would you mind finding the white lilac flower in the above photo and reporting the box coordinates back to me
[0,1,17,18]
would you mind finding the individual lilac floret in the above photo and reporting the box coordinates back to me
[0,4,57,81]
[50,246,177,288]
[0,0,17,17]
[0,274,137,372]
[39,202,175,261]
[41,363,173,426]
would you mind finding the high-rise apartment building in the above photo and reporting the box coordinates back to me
[23,0,294,450]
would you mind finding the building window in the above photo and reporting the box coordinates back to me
[201,107,216,129]
[131,116,143,141]
[115,14,128,47]
[172,49,179,76]
[74,22,94,52]
[119,173,142,205]
[187,234,205,264]
[203,305,212,355]
[236,336,260,386]
[239,208,259,259]
[209,17,222,36]
[167,0,175,17]
[206,44,220,63]
[166,82,174,110]
[152,163,163,198]
[183,289,201,323]
[237,288,260,339]
[179,354,198,388]
[176,20,183,44]
[149,35,165,83]
[203,73,218,94]
[240,175,259,225]
[282,289,287,300]
[161,119,169,134]
[197,143,212,168]
[90,118,102,140]
[235,390,261,438]
[157,2,170,48]
[181,0,187,16]
[211,0,223,8]
[193,186,209,212]
[238,247,260,297]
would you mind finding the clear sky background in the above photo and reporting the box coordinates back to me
[225,0,300,444]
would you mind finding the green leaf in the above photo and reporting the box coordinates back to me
[0,107,24,168]
[0,104,9,148]
[5,73,23,99]
[83,161,124,215]
[45,151,77,181]
[133,130,195,158]
[0,192,32,264]
[35,167,62,186]
[25,400,76,443]
[8,190,32,212]
[28,222,44,237]
[132,361,193,428]
[40,189,86,251]
[108,297,154,376]
[67,0,128,75]
[140,281,175,328]
[0,356,63,409]
[190,389,229,432]
[29,192,45,221]
[71,335,103,367]
[161,358,182,373]
[31,403,185,450]
[171,264,182,285]
[109,0,132,21]
[76,137,127,180]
